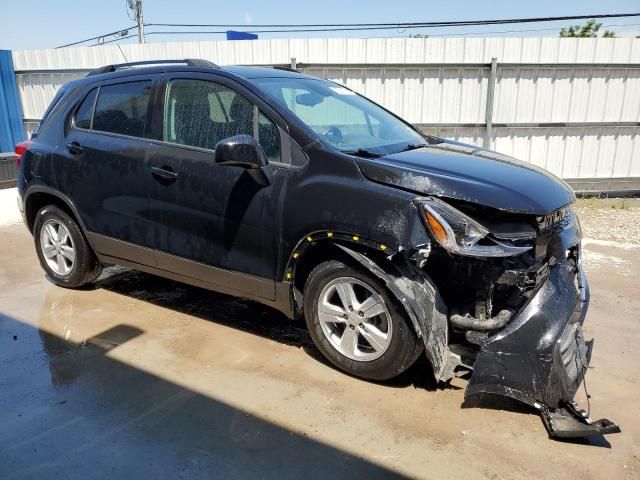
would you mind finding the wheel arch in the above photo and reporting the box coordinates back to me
[23,187,97,254]
[285,230,395,315]
[314,242,461,383]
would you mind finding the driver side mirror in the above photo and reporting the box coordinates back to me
[215,134,271,186]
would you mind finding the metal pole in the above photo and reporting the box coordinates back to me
[484,57,497,149]
[136,0,145,44]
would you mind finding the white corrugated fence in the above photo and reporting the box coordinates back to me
[12,37,640,187]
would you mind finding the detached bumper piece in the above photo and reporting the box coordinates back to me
[464,256,620,439]
[541,402,621,439]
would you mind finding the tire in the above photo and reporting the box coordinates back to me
[304,260,423,381]
[33,205,102,288]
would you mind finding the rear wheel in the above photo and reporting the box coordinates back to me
[304,260,423,381]
[33,205,102,288]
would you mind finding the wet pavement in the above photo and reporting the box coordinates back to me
[1,221,639,479]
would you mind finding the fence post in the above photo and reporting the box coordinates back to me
[483,57,497,149]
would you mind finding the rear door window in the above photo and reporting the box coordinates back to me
[93,81,152,138]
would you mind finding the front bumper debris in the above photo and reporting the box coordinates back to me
[464,246,620,439]
[540,401,621,438]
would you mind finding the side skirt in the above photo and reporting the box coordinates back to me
[88,232,294,318]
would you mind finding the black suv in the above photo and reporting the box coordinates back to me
[16,59,617,438]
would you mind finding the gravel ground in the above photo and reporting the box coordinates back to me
[575,198,640,245]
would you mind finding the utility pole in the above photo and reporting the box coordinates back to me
[136,0,144,44]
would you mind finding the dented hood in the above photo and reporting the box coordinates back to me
[356,140,575,215]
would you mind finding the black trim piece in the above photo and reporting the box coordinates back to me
[88,232,157,268]
[155,248,275,300]
[94,253,294,319]
[87,232,276,300]
[23,185,93,240]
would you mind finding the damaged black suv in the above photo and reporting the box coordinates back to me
[17,59,618,438]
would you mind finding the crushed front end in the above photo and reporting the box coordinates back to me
[418,199,620,439]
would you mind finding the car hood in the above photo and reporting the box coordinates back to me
[356,140,575,215]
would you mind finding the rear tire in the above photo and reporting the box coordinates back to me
[304,260,423,381]
[33,205,102,288]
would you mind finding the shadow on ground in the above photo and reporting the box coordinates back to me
[0,309,407,479]
[95,268,453,393]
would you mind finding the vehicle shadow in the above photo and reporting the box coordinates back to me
[0,312,407,479]
[94,267,455,393]
[92,268,613,448]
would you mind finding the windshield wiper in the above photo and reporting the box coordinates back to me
[343,148,383,158]
[397,143,429,153]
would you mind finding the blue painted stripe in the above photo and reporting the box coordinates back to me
[0,49,26,152]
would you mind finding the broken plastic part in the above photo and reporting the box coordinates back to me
[334,244,460,381]
[540,401,621,439]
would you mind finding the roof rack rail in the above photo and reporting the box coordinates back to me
[86,59,219,77]
[273,65,301,73]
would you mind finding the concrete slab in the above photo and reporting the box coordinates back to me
[0,210,639,479]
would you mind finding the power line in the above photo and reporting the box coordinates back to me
[143,19,640,36]
[424,23,640,37]
[146,13,640,29]
[56,26,137,48]
[94,34,139,46]
[57,12,640,49]
[142,22,640,40]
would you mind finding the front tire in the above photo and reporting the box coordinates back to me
[33,205,102,288]
[304,260,423,381]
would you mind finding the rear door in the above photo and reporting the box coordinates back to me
[145,73,289,299]
[56,77,157,266]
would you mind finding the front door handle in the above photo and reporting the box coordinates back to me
[66,142,83,155]
[151,166,179,181]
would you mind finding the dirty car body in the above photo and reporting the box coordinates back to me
[16,59,618,439]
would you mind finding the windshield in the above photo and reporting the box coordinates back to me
[253,77,427,155]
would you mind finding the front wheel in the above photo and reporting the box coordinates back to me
[303,260,423,381]
[33,205,102,288]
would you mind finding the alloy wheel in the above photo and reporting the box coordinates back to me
[40,219,75,276]
[317,277,393,361]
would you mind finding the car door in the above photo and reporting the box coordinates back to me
[145,73,289,299]
[56,77,157,266]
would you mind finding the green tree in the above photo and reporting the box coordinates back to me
[560,19,615,38]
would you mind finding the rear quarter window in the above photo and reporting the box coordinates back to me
[73,88,97,129]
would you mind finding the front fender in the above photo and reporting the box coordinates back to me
[335,244,461,382]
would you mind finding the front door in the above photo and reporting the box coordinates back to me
[146,74,287,299]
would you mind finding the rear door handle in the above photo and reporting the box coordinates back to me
[66,142,83,155]
[151,166,179,181]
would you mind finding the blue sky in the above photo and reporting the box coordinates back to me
[1,0,639,50]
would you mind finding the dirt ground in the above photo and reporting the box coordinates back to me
[0,192,639,479]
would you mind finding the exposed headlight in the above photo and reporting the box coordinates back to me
[418,198,532,257]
